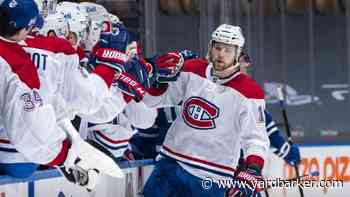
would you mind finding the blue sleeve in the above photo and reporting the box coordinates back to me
[129,108,173,159]
[265,110,287,149]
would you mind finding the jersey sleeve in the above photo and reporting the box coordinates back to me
[265,110,287,150]
[239,98,269,169]
[0,63,69,166]
[143,71,190,108]
[123,100,157,129]
[77,86,128,123]
[60,53,111,117]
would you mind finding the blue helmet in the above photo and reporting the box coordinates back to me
[0,0,43,29]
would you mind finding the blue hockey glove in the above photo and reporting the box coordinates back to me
[274,142,301,166]
[93,21,130,73]
[112,57,152,102]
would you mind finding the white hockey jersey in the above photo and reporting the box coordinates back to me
[80,86,157,158]
[0,36,69,165]
[144,59,269,179]
[23,35,114,120]
[0,34,124,164]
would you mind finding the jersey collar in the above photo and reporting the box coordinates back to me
[0,35,18,44]
[206,63,241,84]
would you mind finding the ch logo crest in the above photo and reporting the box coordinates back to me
[182,97,219,129]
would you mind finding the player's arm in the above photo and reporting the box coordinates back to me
[60,53,113,117]
[142,54,194,108]
[92,22,147,103]
[123,126,159,160]
[229,98,269,196]
[2,63,117,190]
[123,100,157,129]
[1,63,69,166]
[60,22,145,119]
[3,84,111,190]
[122,103,158,160]
[265,110,301,165]
[239,98,269,168]
[124,108,171,160]
[77,86,127,123]
[143,72,188,108]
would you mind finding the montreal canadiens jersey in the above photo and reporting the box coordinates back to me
[79,86,157,158]
[0,36,68,165]
[22,35,116,121]
[144,59,269,179]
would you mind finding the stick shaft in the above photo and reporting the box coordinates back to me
[277,86,304,197]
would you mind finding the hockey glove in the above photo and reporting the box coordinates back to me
[149,49,198,83]
[93,21,130,73]
[152,51,184,83]
[122,142,149,161]
[123,148,136,161]
[228,156,264,197]
[112,57,152,102]
[123,128,161,161]
[274,142,301,166]
[59,146,100,191]
[228,168,263,197]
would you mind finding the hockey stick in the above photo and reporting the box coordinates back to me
[277,86,304,197]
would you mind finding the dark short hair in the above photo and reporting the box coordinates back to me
[47,29,56,36]
[239,50,251,63]
[0,7,23,37]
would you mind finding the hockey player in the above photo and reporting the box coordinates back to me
[28,0,146,122]
[75,11,158,160]
[56,2,89,63]
[47,29,56,37]
[125,52,300,170]
[0,0,147,185]
[0,0,125,190]
[0,0,67,178]
[123,50,199,160]
[125,103,301,166]
[130,24,270,197]
[79,1,110,53]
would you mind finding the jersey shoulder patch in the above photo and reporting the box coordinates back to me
[26,36,76,55]
[182,58,208,78]
[225,73,264,99]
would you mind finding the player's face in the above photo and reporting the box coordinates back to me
[210,42,237,71]
[48,31,56,37]
[67,32,78,46]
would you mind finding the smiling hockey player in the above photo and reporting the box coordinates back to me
[127,24,270,197]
